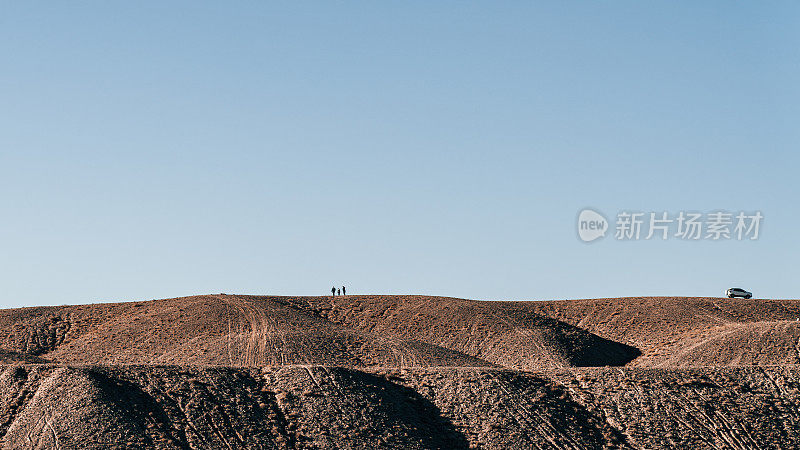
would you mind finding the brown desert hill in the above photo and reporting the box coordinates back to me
[283,295,640,368]
[0,295,493,368]
[3,295,799,370]
[0,364,632,448]
[3,295,800,448]
[658,320,800,367]
[0,294,639,369]
[527,296,800,367]
[3,364,800,449]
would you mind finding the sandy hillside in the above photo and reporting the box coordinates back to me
[1,294,799,449]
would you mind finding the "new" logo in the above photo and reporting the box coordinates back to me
[577,209,608,242]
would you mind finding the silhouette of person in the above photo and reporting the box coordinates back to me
[331,286,336,297]
[342,286,346,296]
[337,288,341,296]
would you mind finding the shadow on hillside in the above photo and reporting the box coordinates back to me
[328,368,471,449]
[88,370,190,447]
[499,306,642,367]
[79,367,470,449]
[569,334,642,367]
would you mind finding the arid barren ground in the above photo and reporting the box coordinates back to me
[1,295,800,449]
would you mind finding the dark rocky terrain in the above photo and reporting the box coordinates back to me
[1,294,798,448]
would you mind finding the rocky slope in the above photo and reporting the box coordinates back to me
[1,294,799,448]
[2,364,800,449]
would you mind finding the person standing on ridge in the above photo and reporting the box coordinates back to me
[342,286,346,296]
[337,288,341,296]
[331,286,336,297]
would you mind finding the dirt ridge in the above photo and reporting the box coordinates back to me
[1,295,799,448]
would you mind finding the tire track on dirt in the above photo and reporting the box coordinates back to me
[487,371,585,449]
[215,296,278,367]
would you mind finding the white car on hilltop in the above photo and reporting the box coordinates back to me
[726,287,752,299]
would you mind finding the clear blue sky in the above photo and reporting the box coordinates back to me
[1,2,798,308]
